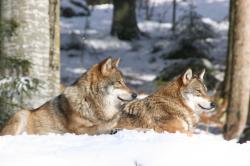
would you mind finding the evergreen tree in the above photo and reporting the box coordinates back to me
[163,3,216,60]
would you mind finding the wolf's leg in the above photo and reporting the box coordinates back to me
[0,110,30,136]
[133,128,151,132]
[111,128,151,134]
[122,100,147,116]
[95,112,122,135]
[153,118,191,134]
[71,112,121,135]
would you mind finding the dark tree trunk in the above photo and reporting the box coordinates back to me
[223,0,250,140]
[111,0,140,40]
[238,100,250,143]
[222,0,235,99]
[171,0,177,32]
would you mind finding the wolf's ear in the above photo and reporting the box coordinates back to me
[112,58,120,68]
[182,68,192,85]
[100,57,112,76]
[199,68,206,80]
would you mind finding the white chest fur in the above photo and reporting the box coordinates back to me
[103,94,120,119]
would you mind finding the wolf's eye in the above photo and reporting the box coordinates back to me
[195,89,201,96]
[196,89,202,93]
[118,80,124,85]
[114,81,122,87]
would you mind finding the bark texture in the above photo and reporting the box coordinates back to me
[111,0,140,40]
[223,0,250,140]
[222,0,235,99]
[0,0,60,108]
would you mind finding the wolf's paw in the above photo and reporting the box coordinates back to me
[185,131,193,137]
[109,128,122,134]
[134,128,151,133]
[123,108,140,116]
[121,102,138,115]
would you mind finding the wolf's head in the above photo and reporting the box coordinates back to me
[86,57,137,109]
[180,68,216,114]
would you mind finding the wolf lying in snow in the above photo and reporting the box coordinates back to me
[116,68,216,134]
[1,57,137,135]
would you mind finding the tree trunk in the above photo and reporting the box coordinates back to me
[171,0,177,32]
[111,0,140,40]
[222,0,235,99]
[48,0,61,98]
[238,100,250,143]
[0,0,60,108]
[223,0,250,140]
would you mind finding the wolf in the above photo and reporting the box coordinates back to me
[116,68,216,134]
[1,57,137,135]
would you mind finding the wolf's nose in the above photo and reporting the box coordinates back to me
[131,93,137,99]
[210,102,216,108]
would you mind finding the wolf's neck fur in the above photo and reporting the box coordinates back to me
[154,77,182,99]
[103,94,120,119]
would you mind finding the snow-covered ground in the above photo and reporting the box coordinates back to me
[1,130,250,166]
[60,0,229,93]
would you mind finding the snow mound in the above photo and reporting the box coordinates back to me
[0,130,249,166]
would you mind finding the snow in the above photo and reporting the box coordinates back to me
[0,77,37,96]
[61,0,88,16]
[0,130,249,166]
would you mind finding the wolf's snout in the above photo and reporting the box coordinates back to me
[131,93,137,99]
[115,90,137,102]
[210,102,216,109]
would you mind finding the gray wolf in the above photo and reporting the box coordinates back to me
[116,68,216,134]
[1,57,137,135]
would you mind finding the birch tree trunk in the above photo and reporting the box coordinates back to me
[0,0,60,108]
[223,0,250,140]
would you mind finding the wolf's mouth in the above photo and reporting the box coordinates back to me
[117,96,133,102]
[198,104,214,111]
